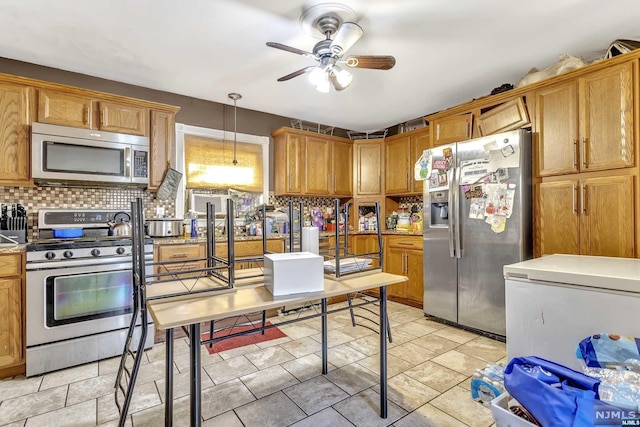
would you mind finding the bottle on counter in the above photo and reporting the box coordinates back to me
[190,218,198,238]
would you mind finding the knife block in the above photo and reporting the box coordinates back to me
[0,229,26,244]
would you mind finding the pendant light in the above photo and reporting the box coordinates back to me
[228,93,242,165]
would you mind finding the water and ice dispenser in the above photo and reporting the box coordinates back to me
[429,190,449,226]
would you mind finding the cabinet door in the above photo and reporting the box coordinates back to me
[274,132,304,195]
[0,278,22,369]
[353,140,383,196]
[385,136,410,194]
[537,181,579,256]
[304,136,331,195]
[384,246,406,298]
[405,250,424,303]
[535,81,579,176]
[0,83,31,183]
[411,130,431,193]
[149,110,175,190]
[579,62,635,172]
[431,113,472,146]
[99,102,148,136]
[38,89,92,128]
[580,175,634,257]
[476,97,530,137]
[331,139,352,196]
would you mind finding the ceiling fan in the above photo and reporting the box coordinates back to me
[266,5,396,93]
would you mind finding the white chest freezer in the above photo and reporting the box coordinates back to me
[504,254,640,370]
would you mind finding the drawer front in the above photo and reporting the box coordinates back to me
[0,254,21,277]
[386,235,423,250]
[157,243,204,261]
[217,239,284,257]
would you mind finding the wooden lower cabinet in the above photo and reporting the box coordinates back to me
[537,174,635,257]
[383,235,423,303]
[0,253,25,379]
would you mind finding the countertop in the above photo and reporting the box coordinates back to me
[504,254,640,294]
[0,244,27,254]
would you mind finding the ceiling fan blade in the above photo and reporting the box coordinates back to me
[277,66,315,82]
[345,55,396,70]
[330,22,363,55]
[266,42,315,59]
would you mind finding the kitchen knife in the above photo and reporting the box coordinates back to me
[0,204,6,230]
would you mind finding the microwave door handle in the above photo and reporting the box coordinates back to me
[124,146,132,180]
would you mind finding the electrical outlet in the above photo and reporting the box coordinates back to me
[155,206,165,217]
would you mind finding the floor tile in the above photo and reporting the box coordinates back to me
[389,342,436,366]
[156,367,214,402]
[200,378,255,420]
[283,376,349,415]
[389,310,426,327]
[306,317,350,331]
[39,362,98,391]
[345,334,384,356]
[216,343,261,360]
[173,346,223,372]
[310,329,356,348]
[394,403,467,427]
[289,407,353,427]
[3,421,27,427]
[0,385,68,425]
[134,359,175,386]
[371,373,440,412]
[234,391,307,427]
[430,386,494,427]
[398,320,442,337]
[277,324,318,340]
[129,395,190,427]
[432,326,479,344]
[388,328,419,345]
[336,324,377,339]
[254,336,292,349]
[431,350,488,376]
[203,355,257,384]
[144,339,190,363]
[202,410,244,427]
[333,388,407,427]
[356,353,415,377]
[98,353,148,377]
[239,364,299,399]
[404,361,467,393]
[411,334,460,355]
[456,337,506,363]
[97,381,160,425]
[24,399,96,427]
[67,373,117,406]
[244,346,295,370]
[279,336,322,358]
[325,363,379,395]
[96,416,132,427]
[317,343,368,368]
[0,375,42,401]
[281,353,335,382]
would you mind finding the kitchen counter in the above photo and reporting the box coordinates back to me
[0,244,27,254]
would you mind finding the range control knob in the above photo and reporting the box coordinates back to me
[45,252,56,260]
[91,249,101,257]
[116,247,126,255]
[63,250,74,259]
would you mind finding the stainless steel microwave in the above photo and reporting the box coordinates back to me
[31,122,149,186]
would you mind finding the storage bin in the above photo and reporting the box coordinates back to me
[264,252,324,296]
[490,392,537,427]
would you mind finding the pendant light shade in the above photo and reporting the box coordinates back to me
[228,93,242,165]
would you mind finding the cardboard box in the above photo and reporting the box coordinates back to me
[264,252,324,296]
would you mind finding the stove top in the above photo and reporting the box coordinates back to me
[26,236,153,252]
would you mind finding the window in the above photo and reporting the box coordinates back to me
[174,124,269,219]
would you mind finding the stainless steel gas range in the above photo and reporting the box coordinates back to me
[25,209,154,376]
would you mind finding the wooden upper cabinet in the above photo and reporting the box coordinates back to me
[305,136,331,195]
[38,89,92,128]
[149,110,175,190]
[579,61,635,172]
[535,81,579,177]
[331,139,352,196]
[385,135,411,195]
[476,97,530,137]
[354,139,383,196]
[431,113,472,146]
[99,102,148,136]
[537,180,580,256]
[411,130,431,193]
[273,130,304,195]
[0,83,31,183]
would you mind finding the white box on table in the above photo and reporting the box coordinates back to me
[264,252,324,296]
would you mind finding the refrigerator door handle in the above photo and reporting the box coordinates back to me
[447,168,455,258]
[454,166,462,258]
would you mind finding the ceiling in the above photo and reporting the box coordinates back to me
[0,0,639,132]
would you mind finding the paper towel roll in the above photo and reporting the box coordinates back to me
[301,227,319,254]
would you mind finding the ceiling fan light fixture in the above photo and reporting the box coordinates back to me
[316,76,331,93]
[308,66,325,85]
[333,66,353,89]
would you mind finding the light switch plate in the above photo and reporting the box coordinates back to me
[155,206,165,217]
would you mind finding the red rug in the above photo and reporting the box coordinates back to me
[201,321,287,354]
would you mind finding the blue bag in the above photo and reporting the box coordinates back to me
[504,356,610,427]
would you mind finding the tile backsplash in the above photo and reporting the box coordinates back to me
[1,186,175,240]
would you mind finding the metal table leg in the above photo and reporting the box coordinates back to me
[165,328,174,427]
[189,323,201,427]
[321,298,328,374]
[379,286,388,418]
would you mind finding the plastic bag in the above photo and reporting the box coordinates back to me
[577,333,640,371]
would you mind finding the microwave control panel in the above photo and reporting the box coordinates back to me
[133,150,149,178]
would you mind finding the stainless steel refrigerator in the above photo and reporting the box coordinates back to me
[423,129,532,336]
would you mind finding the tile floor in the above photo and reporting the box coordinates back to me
[0,301,504,426]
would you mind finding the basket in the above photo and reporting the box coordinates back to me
[347,129,388,140]
[490,392,537,427]
[290,119,334,135]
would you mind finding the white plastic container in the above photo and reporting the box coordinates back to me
[490,392,536,427]
[264,252,324,296]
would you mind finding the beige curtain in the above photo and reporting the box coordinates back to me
[184,135,263,192]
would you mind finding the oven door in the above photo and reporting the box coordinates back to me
[26,260,150,347]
